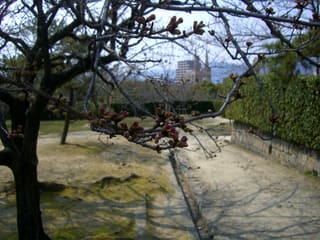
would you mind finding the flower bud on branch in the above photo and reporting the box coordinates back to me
[193,21,205,35]
[295,0,308,9]
[265,7,275,15]
[166,16,183,35]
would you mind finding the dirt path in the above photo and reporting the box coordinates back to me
[177,133,320,240]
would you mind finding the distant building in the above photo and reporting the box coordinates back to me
[176,60,195,82]
[175,51,211,83]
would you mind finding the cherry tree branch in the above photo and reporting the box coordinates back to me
[145,2,320,28]
[212,0,277,115]
[240,0,320,68]
[100,64,155,118]
[0,30,31,58]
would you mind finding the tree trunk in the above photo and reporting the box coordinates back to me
[60,87,74,145]
[60,112,70,145]
[14,155,51,240]
[10,95,51,239]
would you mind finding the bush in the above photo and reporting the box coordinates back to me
[222,75,320,151]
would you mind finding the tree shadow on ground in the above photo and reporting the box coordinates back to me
[0,175,197,240]
[202,182,320,240]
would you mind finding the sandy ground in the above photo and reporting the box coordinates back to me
[177,132,320,240]
[1,118,320,239]
[0,131,198,239]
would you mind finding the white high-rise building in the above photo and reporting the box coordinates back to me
[175,51,211,83]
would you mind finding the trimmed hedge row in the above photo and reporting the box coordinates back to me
[222,75,320,151]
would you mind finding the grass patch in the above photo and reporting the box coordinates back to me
[49,221,137,240]
[5,119,89,134]
[39,120,89,134]
[40,170,172,239]
[38,117,155,135]
[7,116,229,135]
[304,170,318,177]
[50,227,87,240]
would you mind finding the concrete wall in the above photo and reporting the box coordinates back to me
[231,121,320,175]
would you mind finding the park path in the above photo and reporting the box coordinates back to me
[176,132,320,240]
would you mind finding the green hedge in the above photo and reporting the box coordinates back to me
[222,75,320,151]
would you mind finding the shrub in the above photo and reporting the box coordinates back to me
[222,75,320,151]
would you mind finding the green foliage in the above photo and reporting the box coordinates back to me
[304,170,319,177]
[192,80,218,98]
[261,29,320,87]
[39,120,89,134]
[222,75,320,151]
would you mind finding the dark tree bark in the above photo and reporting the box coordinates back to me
[14,157,50,240]
[60,87,74,145]
[11,95,51,240]
[0,1,318,239]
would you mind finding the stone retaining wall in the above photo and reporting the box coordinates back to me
[231,121,320,175]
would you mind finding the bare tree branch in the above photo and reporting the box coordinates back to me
[100,64,155,118]
[145,2,320,28]
[240,0,320,67]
